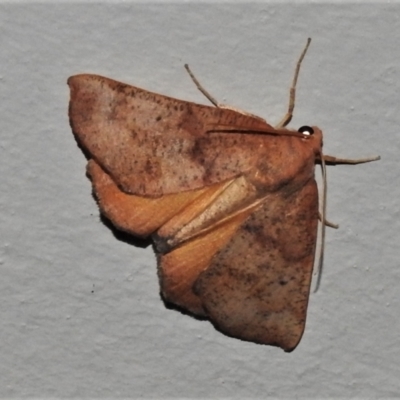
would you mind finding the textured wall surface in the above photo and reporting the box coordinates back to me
[0,2,398,398]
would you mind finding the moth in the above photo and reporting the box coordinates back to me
[68,39,379,352]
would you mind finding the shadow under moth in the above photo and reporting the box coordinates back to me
[68,39,379,352]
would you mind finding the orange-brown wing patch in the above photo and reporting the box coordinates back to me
[194,179,319,352]
[68,74,277,197]
[87,160,209,237]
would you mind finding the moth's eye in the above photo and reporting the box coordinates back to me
[298,126,314,136]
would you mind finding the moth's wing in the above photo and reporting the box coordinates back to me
[68,74,275,197]
[87,159,225,238]
[194,179,318,352]
[88,158,250,316]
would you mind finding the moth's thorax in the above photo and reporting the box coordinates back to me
[246,127,322,194]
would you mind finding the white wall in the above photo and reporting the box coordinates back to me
[0,2,398,398]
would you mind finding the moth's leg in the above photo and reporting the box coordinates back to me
[275,38,311,128]
[185,64,265,118]
[184,64,220,107]
[318,212,339,229]
[322,154,380,165]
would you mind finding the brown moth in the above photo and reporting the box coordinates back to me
[68,39,379,352]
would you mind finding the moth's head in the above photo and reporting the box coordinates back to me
[297,125,323,156]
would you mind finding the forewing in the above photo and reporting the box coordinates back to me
[194,179,319,352]
[68,74,275,197]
